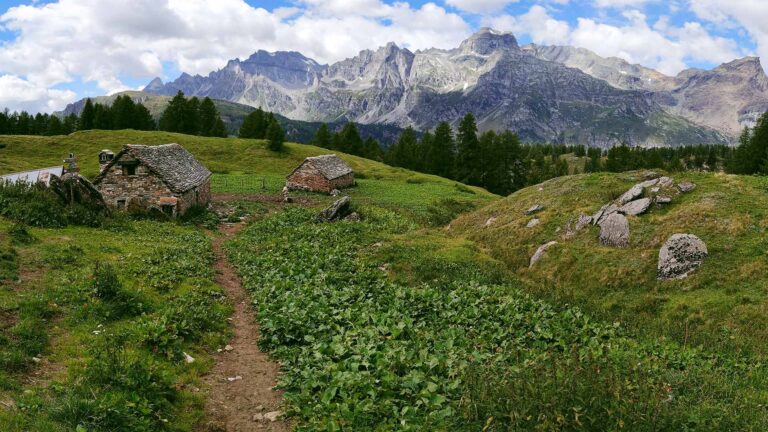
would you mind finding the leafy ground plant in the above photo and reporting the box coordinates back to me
[227,208,768,431]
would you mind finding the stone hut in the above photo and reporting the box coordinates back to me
[93,144,211,217]
[286,154,354,193]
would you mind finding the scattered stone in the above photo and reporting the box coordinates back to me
[330,189,341,197]
[526,218,540,228]
[484,217,497,227]
[599,213,630,247]
[183,352,195,364]
[650,187,660,193]
[378,263,390,272]
[637,178,660,189]
[656,196,672,204]
[224,345,234,352]
[619,198,651,216]
[525,204,544,215]
[316,196,352,222]
[530,241,558,268]
[617,184,644,205]
[31,356,41,363]
[264,411,282,422]
[255,405,264,412]
[643,171,661,180]
[227,376,243,382]
[538,187,544,192]
[253,414,264,422]
[343,212,361,222]
[595,204,619,225]
[658,176,674,188]
[678,182,697,193]
[592,204,608,225]
[658,234,708,280]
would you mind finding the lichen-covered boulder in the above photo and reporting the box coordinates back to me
[599,213,630,247]
[658,234,708,280]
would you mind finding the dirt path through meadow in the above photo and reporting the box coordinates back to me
[202,222,290,432]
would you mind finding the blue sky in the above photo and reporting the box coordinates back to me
[0,0,764,113]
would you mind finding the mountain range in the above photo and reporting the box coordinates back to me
[77,28,768,147]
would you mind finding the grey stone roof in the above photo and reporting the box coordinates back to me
[300,154,353,180]
[95,143,211,193]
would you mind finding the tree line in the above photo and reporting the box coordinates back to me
[729,111,768,175]
[238,107,286,151]
[158,92,227,137]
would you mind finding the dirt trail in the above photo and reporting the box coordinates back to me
[202,223,290,432]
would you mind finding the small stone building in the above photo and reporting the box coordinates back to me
[93,144,211,217]
[286,154,354,193]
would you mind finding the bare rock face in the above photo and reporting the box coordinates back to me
[599,213,630,247]
[316,196,351,222]
[530,241,558,268]
[620,198,651,216]
[678,182,697,193]
[658,234,708,280]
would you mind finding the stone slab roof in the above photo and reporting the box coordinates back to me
[291,154,353,180]
[95,143,211,193]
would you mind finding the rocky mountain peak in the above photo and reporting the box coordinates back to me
[714,56,764,76]
[143,77,164,92]
[458,28,519,56]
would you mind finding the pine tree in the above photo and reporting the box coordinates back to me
[211,117,227,137]
[159,91,188,133]
[93,103,112,130]
[199,97,220,137]
[427,122,455,178]
[312,123,333,148]
[45,115,63,136]
[338,122,364,156]
[134,103,156,131]
[456,113,481,185]
[363,137,384,161]
[266,120,285,151]
[62,114,78,134]
[184,97,201,135]
[387,127,419,169]
[239,108,268,139]
[79,98,96,130]
[111,95,137,130]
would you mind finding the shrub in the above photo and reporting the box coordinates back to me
[7,223,36,245]
[90,262,147,319]
[0,182,105,228]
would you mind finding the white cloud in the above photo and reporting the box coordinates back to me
[488,6,741,75]
[445,0,518,14]
[593,0,656,8]
[690,0,768,68]
[0,75,77,113]
[0,0,471,112]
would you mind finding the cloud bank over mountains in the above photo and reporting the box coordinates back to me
[0,0,765,113]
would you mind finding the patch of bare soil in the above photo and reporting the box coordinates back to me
[201,222,290,432]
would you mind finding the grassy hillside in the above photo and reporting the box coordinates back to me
[0,130,496,220]
[451,170,768,355]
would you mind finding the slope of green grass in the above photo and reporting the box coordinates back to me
[0,130,496,219]
[451,170,768,356]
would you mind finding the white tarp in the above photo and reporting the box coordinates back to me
[0,166,64,186]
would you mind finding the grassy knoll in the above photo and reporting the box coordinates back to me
[0,218,230,431]
[451,171,768,356]
[0,130,496,220]
[226,206,768,431]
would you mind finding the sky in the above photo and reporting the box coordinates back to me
[0,0,764,113]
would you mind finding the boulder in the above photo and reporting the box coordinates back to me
[595,204,619,225]
[316,196,351,222]
[526,204,544,215]
[619,198,651,216]
[678,182,696,193]
[658,177,673,188]
[637,178,660,189]
[599,213,630,247]
[330,189,341,197]
[617,184,644,205]
[526,218,540,228]
[530,241,557,268]
[656,196,672,204]
[344,212,361,222]
[657,234,708,280]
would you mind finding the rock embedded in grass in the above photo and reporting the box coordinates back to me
[599,213,630,247]
[526,218,540,228]
[658,234,708,280]
[656,196,672,204]
[678,182,697,193]
[316,196,351,222]
[525,204,544,215]
[529,241,557,268]
[620,198,651,216]
[618,184,644,205]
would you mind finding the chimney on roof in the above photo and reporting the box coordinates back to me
[98,150,114,173]
[64,153,79,173]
